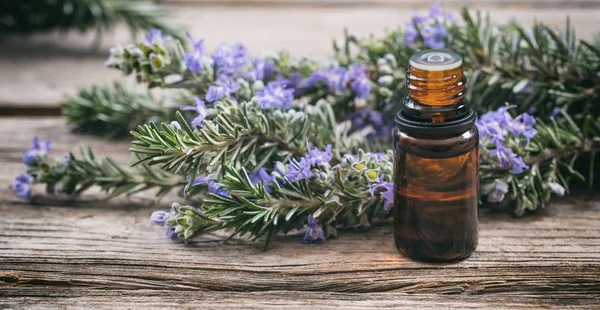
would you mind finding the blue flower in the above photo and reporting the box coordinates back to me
[205,81,239,102]
[183,175,213,198]
[23,137,51,166]
[370,181,394,212]
[13,173,33,200]
[403,21,419,46]
[286,156,313,182]
[191,175,212,186]
[212,43,248,77]
[487,180,509,203]
[343,64,371,99]
[403,5,451,49]
[510,113,537,139]
[254,81,295,109]
[248,57,274,81]
[145,28,170,45]
[428,4,444,19]
[422,23,447,49]
[165,227,178,239]
[345,108,383,133]
[306,140,333,166]
[185,52,203,73]
[184,34,206,74]
[181,97,208,127]
[208,180,232,198]
[306,65,346,93]
[550,107,561,119]
[276,72,304,91]
[490,142,529,174]
[249,167,274,187]
[548,182,565,196]
[150,210,169,226]
[302,214,326,243]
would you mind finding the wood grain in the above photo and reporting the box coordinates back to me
[1,117,600,308]
[1,5,599,109]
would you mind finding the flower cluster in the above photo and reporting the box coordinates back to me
[273,140,333,183]
[403,4,454,49]
[149,148,394,246]
[476,106,537,174]
[305,63,371,99]
[12,137,52,200]
[184,33,206,74]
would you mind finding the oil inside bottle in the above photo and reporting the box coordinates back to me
[393,50,479,262]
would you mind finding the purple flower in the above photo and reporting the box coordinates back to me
[181,97,208,127]
[477,106,538,143]
[13,173,33,200]
[150,210,169,226]
[510,113,538,139]
[343,64,371,99]
[212,43,249,77]
[205,81,239,102]
[422,23,447,49]
[478,105,514,128]
[208,180,232,198]
[165,227,178,239]
[403,21,419,46]
[183,175,213,198]
[403,5,451,48]
[184,52,203,74]
[248,57,274,81]
[550,107,561,119]
[548,182,565,196]
[184,33,206,73]
[192,175,212,186]
[254,81,295,109]
[145,28,170,45]
[370,182,394,212]
[23,137,51,166]
[273,72,304,95]
[345,108,384,133]
[249,168,274,187]
[428,4,444,19]
[490,142,529,174]
[286,156,313,182]
[487,180,509,203]
[306,140,333,166]
[306,65,346,93]
[302,215,326,243]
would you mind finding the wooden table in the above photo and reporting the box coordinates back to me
[1,2,600,309]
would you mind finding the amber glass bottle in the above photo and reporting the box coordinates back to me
[393,50,479,262]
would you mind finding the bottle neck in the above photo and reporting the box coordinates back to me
[404,65,467,123]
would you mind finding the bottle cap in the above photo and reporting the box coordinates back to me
[409,50,462,71]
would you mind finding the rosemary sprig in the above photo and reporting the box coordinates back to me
[62,82,184,138]
[129,99,341,176]
[0,0,184,43]
[25,145,186,200]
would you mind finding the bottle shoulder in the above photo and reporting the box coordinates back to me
[394,126,478,159]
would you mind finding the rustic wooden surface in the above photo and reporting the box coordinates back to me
[1,118,600,308]
[1,1,600,308]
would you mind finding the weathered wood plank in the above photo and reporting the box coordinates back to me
[0,117,599,308]
[1,290,598,309]
[2,290,599,310]
[0,5,599,109]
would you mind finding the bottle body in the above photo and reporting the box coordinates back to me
[393,126,479,262]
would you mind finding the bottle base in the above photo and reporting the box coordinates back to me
[395,238,477,263]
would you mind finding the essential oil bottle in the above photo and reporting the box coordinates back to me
[393,50,479,262]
